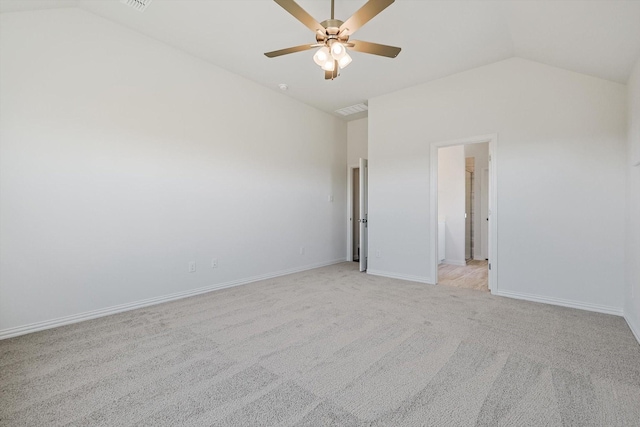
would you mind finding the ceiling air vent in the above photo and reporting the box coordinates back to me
[335,103,368,116]
[120,0,153,12]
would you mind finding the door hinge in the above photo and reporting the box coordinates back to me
[488,263,491,270]
[489,154,492,161]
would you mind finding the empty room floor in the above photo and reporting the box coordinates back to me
[439,260,489,292]
[1,262,639,426]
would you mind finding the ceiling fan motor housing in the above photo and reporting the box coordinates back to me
[317,19,348,44]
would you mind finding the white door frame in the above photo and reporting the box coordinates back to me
[480,167,490,261]
[430,134,498,292]
[346,163,360,261]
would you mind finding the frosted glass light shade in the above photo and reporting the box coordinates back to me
[338,53,352,69]
[313,47,330,67]
[322,60,335,71]
[330,42,346,60]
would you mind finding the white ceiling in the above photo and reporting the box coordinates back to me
[2,0,640,119]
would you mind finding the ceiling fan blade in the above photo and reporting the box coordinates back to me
[274,0,325,34]
[264,44,314,58]
[339,0,395,36]
[349,40,401,58]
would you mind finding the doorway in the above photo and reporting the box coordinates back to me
[430,134,497,292]
[352,167,360,262]
[347,158,368,272]
[465,161,474,261]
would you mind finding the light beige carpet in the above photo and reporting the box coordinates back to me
[1,262,639,426]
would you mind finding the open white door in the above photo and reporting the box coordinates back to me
[359,158,368,272]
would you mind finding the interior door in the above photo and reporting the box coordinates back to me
[359,158,368,272]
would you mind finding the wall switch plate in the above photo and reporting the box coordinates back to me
[376,250,381,258]
[300,247,305,255]
[328,195,334,202]
[188,261,196,273]
[212,258,218,268]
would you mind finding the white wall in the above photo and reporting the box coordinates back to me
[0,9,347,335]
[437,145,466,264]
[368,57,627,313]
[464,142,489,260]
[625,56,640,342]
[347,118,368,166]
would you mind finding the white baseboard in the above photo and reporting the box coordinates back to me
[367,269,435,285]
[492,289,623,316]
[442,259,467,266]
[0,258,345,340]
[624,310,640,345]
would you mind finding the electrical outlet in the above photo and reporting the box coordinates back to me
[212,258,218,268]
[188,261,196,273]
[300,247,305,255]
[376,250,381,258]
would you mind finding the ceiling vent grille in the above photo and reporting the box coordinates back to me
[120,0,153,12]
[335,103,368,116]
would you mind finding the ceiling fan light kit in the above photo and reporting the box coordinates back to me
[265,0,401,80]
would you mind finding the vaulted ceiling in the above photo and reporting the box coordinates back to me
[2,0,640,118]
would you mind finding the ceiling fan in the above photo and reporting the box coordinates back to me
[265,0,401,80]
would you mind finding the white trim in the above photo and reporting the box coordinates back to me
[367,269,435,285]
[430,134,498,291]
[493,289,623,316]
[442,259,467,266]
[346,163,359,262]
[624,311,640,345]
[0,259,345,340]
[478,167,490,261]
